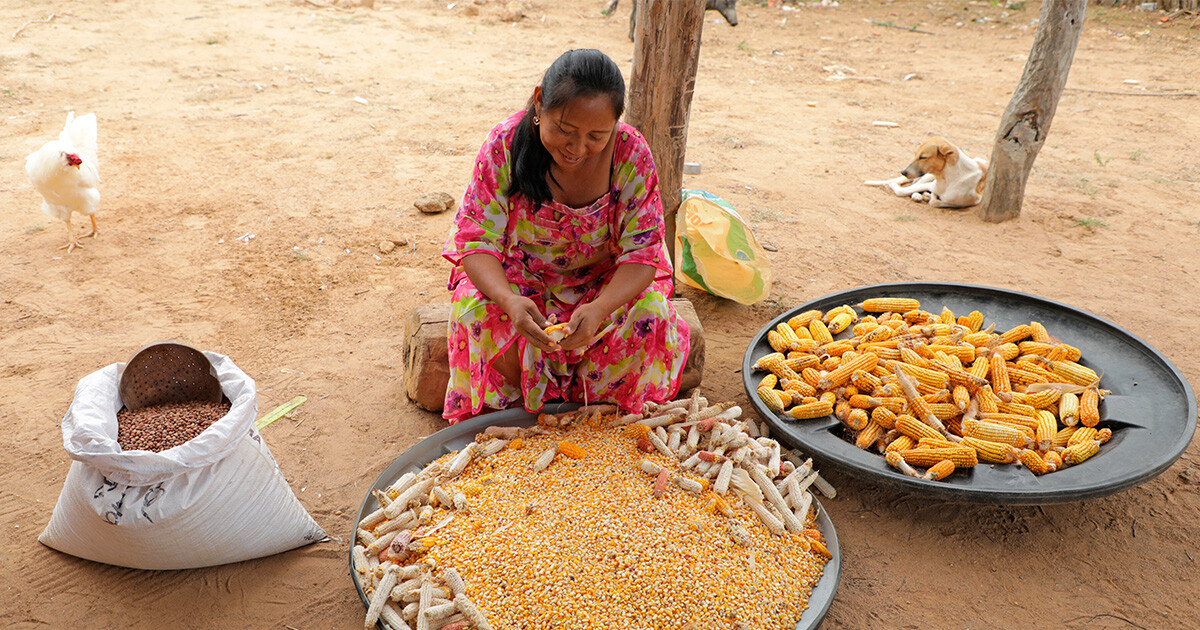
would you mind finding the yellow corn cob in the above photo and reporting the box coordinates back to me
[1016,387,1061,409]
[1067,426,1100,447]
[896,416,943,442]
[859,297,921,313]
[962,419,1033,448]
[1052,425,1078,448]
[1029,321,1052,343]
[936,306,956,325]
[1034,410,1058,450]
[1016,341,1060,358]
[1044,450,1063,471]
[623,424,650,440]
[957,310,984,332]
[776,322,802,346]
[816,352,877,392]
[885,434,917,453]
[800,367,823,389]
[509,437,526,449]
[1047,343,1082,362]
[962,331,993,347]
[757,352,801,383]
[1058,392,1080,427]
[961,436,1020,464]
[757,387,787,413]
[793,324,814,341]
[1079,388,1100,427]
[758,374,778,390]
[845,408,870,431]
[978,413,1039,433]
[994,343,1020,361]
[885,450,918,475]
[925,459,956,481]
[827,311,855,335]
[1097,427,1113,443]
[852,321,879,337]
[855,421,885,449]
[861,324,893,344]
[904,310,938,325]
[875,396,908,413]
[930,344,976,365]
[967,356,990,380]
[850,369,882,393]
[916,437,959,449]
[767,330,791,353]
[952,385,971,410]
[820,340,857,357]
[821,355,841,371]
[998,324,1032,345]
[899,447,978,468]
[1045,359,1099,386]
[787,309,823,332]
[1007,367,1050,388]
[996,400,1035,417]
[871,406,898,430]
[976,386,1000,414]
[843,384,859,398]
[786,355,821,372]
[788,399,834,420]
[928,403,960,421]
[557,441,587,459]
[890,361,950,390]
[989,353,1011,395]
[788,340,821,355]
[819,391,838,405]
[1019,449,1052,474]
[808,319,834,344]
[899,347,932,369]
[847,394,881,409]
[1013,360,1059,382]
[781,378,817,398]
[1062,440,1101,466]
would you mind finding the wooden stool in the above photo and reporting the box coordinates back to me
[403,299,705,412]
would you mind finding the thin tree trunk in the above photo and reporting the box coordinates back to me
[978,0,1088,222]
[627,0,705,265]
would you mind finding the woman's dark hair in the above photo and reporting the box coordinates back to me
[508,49,626,206]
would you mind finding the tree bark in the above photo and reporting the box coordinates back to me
[627,0,705,265]
[978,0,1088,222]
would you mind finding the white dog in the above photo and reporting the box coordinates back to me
[865,137,989,209]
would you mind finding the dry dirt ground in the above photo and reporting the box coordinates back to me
[2,0,1199,628]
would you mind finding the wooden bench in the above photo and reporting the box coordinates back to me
[403,299,705,412]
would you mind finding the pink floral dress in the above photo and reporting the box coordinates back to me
[441,111,691,423]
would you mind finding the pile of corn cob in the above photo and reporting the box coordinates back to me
[351,394,836,630]
[753,297,1110,482]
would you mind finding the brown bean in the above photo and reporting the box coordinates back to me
[116,400,231,452]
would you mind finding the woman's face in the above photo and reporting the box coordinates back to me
[535,89,618,172]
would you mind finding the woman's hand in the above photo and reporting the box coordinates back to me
[557,302,605,351]
[497,293,558,353]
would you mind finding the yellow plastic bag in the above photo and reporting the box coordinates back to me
[674,189,773,305]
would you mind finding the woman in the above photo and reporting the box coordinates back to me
[441,48,690,424]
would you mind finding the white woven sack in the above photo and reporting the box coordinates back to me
[38,351,327,570]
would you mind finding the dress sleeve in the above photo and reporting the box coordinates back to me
[443,118,517,267]
[610,125,673,277]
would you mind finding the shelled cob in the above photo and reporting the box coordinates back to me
[352,394,835,630]
[753,297,1110,481]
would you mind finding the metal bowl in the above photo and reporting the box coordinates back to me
[118,341,224,411]
[351,404,842,630]
[743,282,1198,504]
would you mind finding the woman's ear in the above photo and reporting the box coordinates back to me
[532,86,543,117]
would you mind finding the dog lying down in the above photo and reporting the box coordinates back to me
[865,136,989,209]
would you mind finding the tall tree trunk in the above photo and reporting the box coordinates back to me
[627,0,705,264]
[978,0,1088,222]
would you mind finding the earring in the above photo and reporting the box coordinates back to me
[533,115,540,125]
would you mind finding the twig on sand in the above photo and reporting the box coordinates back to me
[866,19,936,35]
[1064,87,1197,98]
[12,13,60,40]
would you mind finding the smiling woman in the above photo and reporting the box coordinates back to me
[441,49,691,424]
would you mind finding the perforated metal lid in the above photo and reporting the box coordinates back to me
[118,342,224,411]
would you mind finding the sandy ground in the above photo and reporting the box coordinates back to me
[2,0,1199,628]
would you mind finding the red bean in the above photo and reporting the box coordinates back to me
[116,400,231,452]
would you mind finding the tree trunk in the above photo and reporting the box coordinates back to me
[977,0,1088,222]
[627,0,705,265]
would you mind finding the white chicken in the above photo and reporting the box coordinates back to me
[26,111,101,253]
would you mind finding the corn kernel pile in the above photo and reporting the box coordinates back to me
[352,399,833,630]
[754,297,1110,481]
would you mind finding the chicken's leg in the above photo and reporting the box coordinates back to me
[81,215,98,239]
[59,219,84,253]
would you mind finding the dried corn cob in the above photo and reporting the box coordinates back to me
[899,447,978,468]
[1062,440,1101,466]
[557,441,587,459]
[961,436,1020,464]
[1079,388,1101,427]
[860,297,921,313]
[788,400,834,420]
[923,459,956,481]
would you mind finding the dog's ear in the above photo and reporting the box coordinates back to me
[937,140,959,165]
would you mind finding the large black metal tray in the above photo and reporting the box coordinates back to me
[743,282,1197,505]
[352,404,842,630]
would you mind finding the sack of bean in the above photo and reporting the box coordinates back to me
[37,351,327,570]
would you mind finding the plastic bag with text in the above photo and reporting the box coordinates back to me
[675,189,773,305]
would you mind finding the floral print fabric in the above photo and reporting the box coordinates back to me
[441,111,690,423]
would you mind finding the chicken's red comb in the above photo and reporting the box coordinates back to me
[65,153,82,166]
